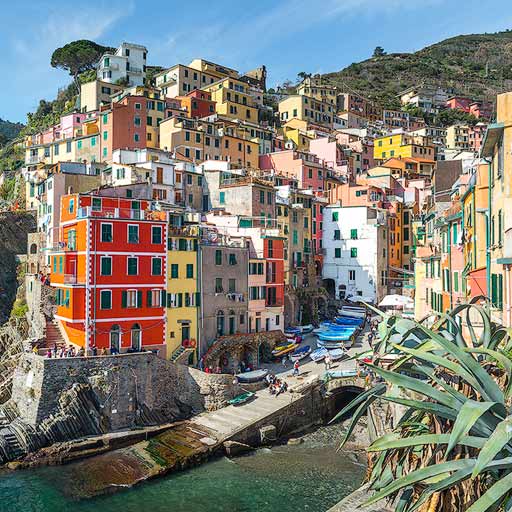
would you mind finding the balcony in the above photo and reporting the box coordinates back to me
[63,274,84,285]
[100,63,120,71]
[128,66,143,74]
[76,207,167,222]
[26,155,44,165]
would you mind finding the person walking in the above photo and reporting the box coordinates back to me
[281,355,288,368]
[324,354,331,371]
[293,360,300,377]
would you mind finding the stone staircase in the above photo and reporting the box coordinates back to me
[42,318,65,350]
[170,346,195,364]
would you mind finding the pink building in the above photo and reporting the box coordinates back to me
[308,136,349,179]
[469,101,493,120]
[259,150,327,192]
[468,123,487,152]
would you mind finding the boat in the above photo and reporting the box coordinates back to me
[272,343,297,357]
[235,369,269,384]
[326,369,358,379]
[300,324,314,334]
[310,347,328,362]
[338,306,366,318]
[290,345,311,361]
[328,348,348,361]
[318,329,356,342]
[317,339,353,350]
[285,327,301,336]
[334,316,364,326]
[228,391,255,406]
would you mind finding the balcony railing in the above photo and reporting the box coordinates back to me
[63,274,82,285]
[76,207,166,221]
[26,155,44,164]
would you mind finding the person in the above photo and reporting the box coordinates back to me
[324,354,331,371]
[100,347,107,356]
[240,361,246,373]
[293,360,300,377]
[52,345,58,358]
[77,347,85,357]
[92,346,98,357]
[281,355,288,367]
[269,384,276,395]
[205,366,210,374]
[46,348,52,358]
[59,347,66,358]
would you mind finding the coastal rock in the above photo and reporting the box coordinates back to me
[223,440,254,456]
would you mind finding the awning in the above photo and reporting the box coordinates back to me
[497,257,512,265]
[480,122,504,157]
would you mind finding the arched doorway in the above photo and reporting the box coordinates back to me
[228,310,236,335]
[322,278,336,298]
[216,310,225,336]
[30,243,37,254]
[110,324,121,353]
[131,323,141,351]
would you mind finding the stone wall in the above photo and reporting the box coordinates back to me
[10,353,243,430]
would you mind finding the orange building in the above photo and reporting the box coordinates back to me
[51,193,168,355]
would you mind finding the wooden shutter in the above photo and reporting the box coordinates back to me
[137,291,143,308]
[147,290,152,307]
[121,291,127,308]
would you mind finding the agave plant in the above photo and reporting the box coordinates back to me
[337,300,512,512]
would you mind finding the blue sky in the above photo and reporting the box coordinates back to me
[1,0,512,123]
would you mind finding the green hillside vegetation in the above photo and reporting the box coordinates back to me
[322,29,512,110]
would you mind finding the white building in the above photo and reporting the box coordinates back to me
[322,205,388,302]
[106,149,175,203]
[399,86,448,114]
[97,43,147,87]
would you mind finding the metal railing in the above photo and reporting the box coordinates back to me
[76,207,166,221]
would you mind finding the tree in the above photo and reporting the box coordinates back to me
[297,71,311,82]
[51,40,114,91]
[373,46,386,58]
[437,108,478,127]
[337,302,512,511]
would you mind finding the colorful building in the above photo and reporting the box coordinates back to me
[51,193,167,354]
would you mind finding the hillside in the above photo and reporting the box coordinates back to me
[0,120,24,146]
[322,30,512,109]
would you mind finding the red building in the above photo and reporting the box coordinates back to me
[445,96,473,112]
[469,101,493,120]
[51,193,168,355]
[264,237,285,310]
[178,90,216,119]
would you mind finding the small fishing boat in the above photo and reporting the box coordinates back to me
[338,306,366,319]
[318,329,356,342]
[236,368,269,383]
[317,339,353,350]
[290,345,311,361]
[285,327,301,336]
[300,324,314,334]
[334,316,364,326]
[325,369,358,379]
[228,391,255,406]
[272,343,297,357]
[310,347,328,362]
[328,348,348,361]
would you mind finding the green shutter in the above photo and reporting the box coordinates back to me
[177,293,183,307]
[161,290,166,307]
[186,264,193,278]
[121,291,127,308]
[137,291,142,307]
[196,292,201,306]
[167,293,172,307]
[147,290,152,307]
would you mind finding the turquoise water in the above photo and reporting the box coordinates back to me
[0,424,366,512]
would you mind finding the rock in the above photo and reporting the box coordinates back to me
[287,437,304,445]
[223,440,253,456]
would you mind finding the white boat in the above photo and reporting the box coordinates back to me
[300,324,314,334]
[317,338,353,350]
[328,348,348,361]
[290,345,311,361]
[338,306,366,319]
[310,347,328,362]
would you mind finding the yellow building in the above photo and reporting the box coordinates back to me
[167,225,200,362]
[279,95,334,129]
[203,77,258,123]
[296,77,338,106]
[446,124,471,150]
[281,119,315,151]
[374,132,435,162]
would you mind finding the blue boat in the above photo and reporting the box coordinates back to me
[335,316,364,326]
[318,329,356,342]
[290,345,311,361]
[310,347,328,362]
[320,322,356,331]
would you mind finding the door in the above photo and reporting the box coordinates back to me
[110,325,120,353]
[255,318,261,333]
[229,315,235,335]
[131,324,141,351]
[265,318,270,332]
[181,325,190,346]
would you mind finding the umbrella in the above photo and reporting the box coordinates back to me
[378,294,414,308]
[346,295,374,304]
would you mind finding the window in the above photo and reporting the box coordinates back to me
[101,223,113,242]
[128,225,139,243]
[229,253,237,265]
[186,264,194,278]
[332,211,338,222]
[66,141,72,153]
[335,248,341,258]
[151,257,162,276]
[127,257,138,275]
[219,191,225,204]
[350,248,358,258]
[122,290,140,308]
[454,271,459,292]
[152,226,162,244]
[215,249,222,265]
[147,289,163,308]
[171,264,179,278]
[334,229,340,240]
[134,133,140,142]
[215,278,223,293]
[292,230,298,245]
[100,290,112,310]
[134,117,141,127]
[77,140,82,150]
[259,190,265,204]
[228,278,236,293]
[69,199,75,214]
[100,256,112,276]
[350,229,358,240]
